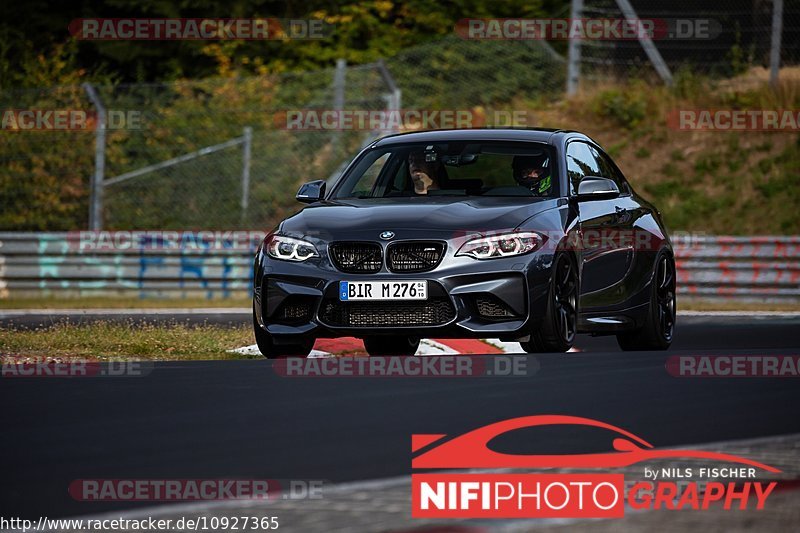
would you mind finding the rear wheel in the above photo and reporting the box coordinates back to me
[363,336,420,356]
[253,305,314,358]
[520,254,577,353]
[617,252,676,351]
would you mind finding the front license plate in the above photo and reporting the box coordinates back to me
[339,281,428,301]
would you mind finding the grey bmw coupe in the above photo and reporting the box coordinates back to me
[253,128,676,357]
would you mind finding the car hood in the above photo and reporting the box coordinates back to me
[279,197,560,240]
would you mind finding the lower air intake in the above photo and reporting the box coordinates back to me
[476,295,518,319]
[320,299,455,327]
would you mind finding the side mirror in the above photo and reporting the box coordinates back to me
[577,176,620,201]
[296,180,326,204]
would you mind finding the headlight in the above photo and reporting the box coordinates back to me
[266,235,319,262]
[456,232,544,260]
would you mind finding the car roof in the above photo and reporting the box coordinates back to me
[372,128,590,147]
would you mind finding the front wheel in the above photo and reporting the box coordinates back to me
[520,253,578,353]
[253,305,314,358]
[363,336,420,356]
[617,252,676,351]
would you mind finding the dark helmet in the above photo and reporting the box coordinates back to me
[512,154,549,174]
[512,154,551,191]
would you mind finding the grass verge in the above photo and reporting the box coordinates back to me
[0,297,251,309]
[1,299,797,362]
[0,321,257,361]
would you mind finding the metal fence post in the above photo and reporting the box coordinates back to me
[376,59,401,133]
[771,0,784,88]
[83,83,106,230]
[240,126,253,224]
[615,0,673,86]
[566,0,583,96]
[392,87,402,117]
[331,59,347,154]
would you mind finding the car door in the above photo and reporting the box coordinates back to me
[566,141,634,310]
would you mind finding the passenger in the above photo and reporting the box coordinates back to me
[512,154,553,196]
[408,151,441,195]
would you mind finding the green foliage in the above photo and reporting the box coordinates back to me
[1,0,559,82]
[694,153,722,175]
[723,27,754,78]
[2,1,799,235]
[755,140,773,152]
[388,35,564,108]
[605,140,628,158]
[591,88,646,130]
[661,162,680,178]
[1,27,566,230]
[671,66,707,100]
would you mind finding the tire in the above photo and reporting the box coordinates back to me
[520,253,577,353]
[252,305,314,358]
[617,251,676,351]
[363,336,421,356]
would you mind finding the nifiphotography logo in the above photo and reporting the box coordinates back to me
[410,415,780,519]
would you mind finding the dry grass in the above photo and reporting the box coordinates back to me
[1,299,797,363]
[0,296,250,309]
[0,320,256,361]
[523,67,800,234]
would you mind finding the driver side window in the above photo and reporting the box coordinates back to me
[591,146,631,195]
[566,142,601,195]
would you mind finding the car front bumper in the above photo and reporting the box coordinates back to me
[254,250,554,341]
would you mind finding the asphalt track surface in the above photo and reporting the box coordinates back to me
[2,313,800,520]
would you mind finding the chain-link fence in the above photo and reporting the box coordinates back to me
[386,34,565,109]
[579,0,800,82]
[0,37,565,232]
[1,63,395,231]
[95,67,393,230]
[2,2,798,232]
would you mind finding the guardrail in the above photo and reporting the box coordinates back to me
[674,236,800,300]
[0,233,798,301]
[0,232,257,299]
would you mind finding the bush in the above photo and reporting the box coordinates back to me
[592,88,646,130]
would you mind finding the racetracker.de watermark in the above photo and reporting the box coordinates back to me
[69,230,267,252]
[448,229,705,254]
[68,479,324,501]
[456,18,720,41]
[275,109,534,130]
[68,18,330,40]
[1,109,142,131]
[274,355,538,378]
[1,358,153,378]
[666,355,800,377]
[668,109,800,131]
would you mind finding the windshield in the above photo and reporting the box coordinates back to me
[332,141,558,199]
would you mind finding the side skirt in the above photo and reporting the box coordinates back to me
[577,301,649,335]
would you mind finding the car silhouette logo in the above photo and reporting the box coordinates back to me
[411,415,780,471]
[380,231,395,240]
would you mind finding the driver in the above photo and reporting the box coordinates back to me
[512,154,552,196]
[408,151,441,195]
